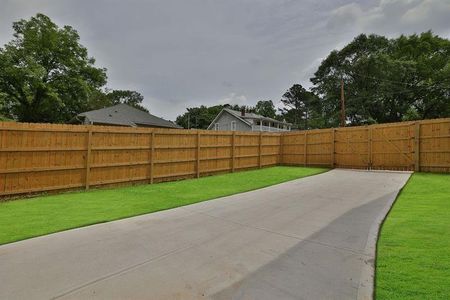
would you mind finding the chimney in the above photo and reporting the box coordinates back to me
[241,107,245,117]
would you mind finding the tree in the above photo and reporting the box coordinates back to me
[279,84,320,130]
[84,89,111,111]
[310,32,450,126]
[175,103,263,129]
[176,105,224,129]
[105,90,148,112]
[0,14,107,123]
[254,100,276,118]
[0,93,13,121]
[223,104,256,114]
[392,32,450,119]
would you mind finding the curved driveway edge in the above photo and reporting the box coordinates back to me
[356,170,411,300]
[0,169,411,299]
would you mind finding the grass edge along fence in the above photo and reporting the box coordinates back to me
[0,118,449,198]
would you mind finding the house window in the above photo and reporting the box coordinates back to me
[214,123,219,131]
[255,121,260,126]
[231,121,236,131]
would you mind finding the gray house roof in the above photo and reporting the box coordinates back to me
[74,104,181,128]
[223,109,290,124]
[207,108,291,129]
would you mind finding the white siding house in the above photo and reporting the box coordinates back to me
[207,108,291,132]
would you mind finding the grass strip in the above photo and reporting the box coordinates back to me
[0,166,326,245]
[376,172,450,299]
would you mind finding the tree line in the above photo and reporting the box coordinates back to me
[1,14,449,128]
[178,32,450,130]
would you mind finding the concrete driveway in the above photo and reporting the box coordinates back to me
[0,169,411,300]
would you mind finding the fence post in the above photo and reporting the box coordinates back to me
[196,131,201,178]
[259,132,263,168]
[231,132,235,172]
[148,131,153,183]
[279,133,283,165]
[150,131,155,183]
[85,127,92,190]
[414,122,420,171]
[368,126,373,170]
[304,131,307,166]
[331,129,335,168]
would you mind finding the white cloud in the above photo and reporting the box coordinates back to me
[327,3,364,29]
[328,0,450,37]
[402,0,450,30]
[218,93,249,106]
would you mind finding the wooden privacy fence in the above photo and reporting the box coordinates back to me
[0,122,281,197]
[281,118,450,173]
[0,118,449,197]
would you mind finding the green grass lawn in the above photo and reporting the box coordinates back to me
[0,166,326,245]
[376,172,450,299]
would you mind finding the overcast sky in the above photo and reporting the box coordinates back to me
[1,0,450,120]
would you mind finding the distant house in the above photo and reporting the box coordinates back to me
[207,108,291,132]
[71,104,181,129]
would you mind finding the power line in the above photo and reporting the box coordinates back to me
[343,88,418,102]
[343,85,450,103]
[346,71,450,89]
[330,84,438,105]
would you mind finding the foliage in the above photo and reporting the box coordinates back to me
[255,100,276,118]
[176,103,259,129]
[0,14,148,123]
[0,14,107,123]
[84,89,149,113]
[225,103,256,114]
[176,105,224,129]
[402,106,421,121]
[376,173,450,299]
[0,167,327,245]
[279,84,322,129]
[0,115,13,121]
[105,90,148,112]
[0,92,11,120]
[310,32,450,126]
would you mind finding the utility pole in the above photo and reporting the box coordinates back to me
[340,78,345,127]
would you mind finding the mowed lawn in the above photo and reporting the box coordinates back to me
[376,173,450,299]
[0,166,326,245]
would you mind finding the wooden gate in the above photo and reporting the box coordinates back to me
[334,127,370,169]
[281,120,445,172]
[334,123,415,171]
[370,122,415,171]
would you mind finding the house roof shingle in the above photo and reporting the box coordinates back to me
[76,104,181,128]
[223,108,291,125]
